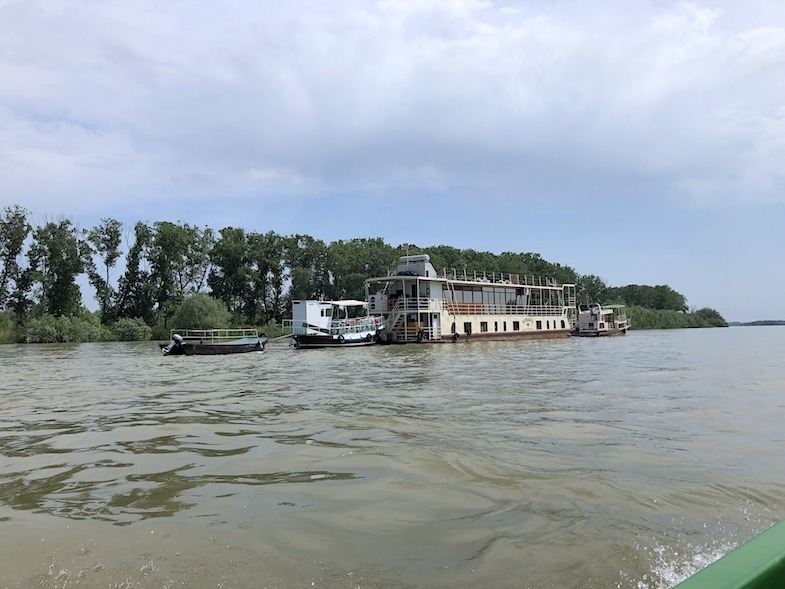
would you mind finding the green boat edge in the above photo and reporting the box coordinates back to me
[674,519,785,589]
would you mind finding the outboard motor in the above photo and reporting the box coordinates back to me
[162,333,184,355]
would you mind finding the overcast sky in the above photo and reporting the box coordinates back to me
[2,0,783,322]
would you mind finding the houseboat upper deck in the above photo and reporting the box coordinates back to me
[365,254,577,344]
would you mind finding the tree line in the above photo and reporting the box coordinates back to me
[0,205,727,343]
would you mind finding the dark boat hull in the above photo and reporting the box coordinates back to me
[292,333,377,349]
[571,328,628,337]
[159,340,267,356]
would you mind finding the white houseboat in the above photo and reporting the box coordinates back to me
[572,303,630,337]
[365,254,577,344]
[285,299,383,349]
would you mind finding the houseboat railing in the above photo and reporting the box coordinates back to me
[172,328,260,343]
[436,269,561,287]
[282,316,382,336]
[327,316,383,335]
[384,298,569,317]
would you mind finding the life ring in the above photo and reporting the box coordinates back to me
[453,333,460,342]
[292,340,300,349]
[338,334,345,344]
[416,329,424,342]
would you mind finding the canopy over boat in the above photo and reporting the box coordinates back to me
[326,299,367,307]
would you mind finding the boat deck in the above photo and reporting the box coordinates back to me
[171,328,262,345]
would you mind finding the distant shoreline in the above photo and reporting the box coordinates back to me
[728,320,785,326]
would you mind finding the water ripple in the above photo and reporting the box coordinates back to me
[1,330,785,587]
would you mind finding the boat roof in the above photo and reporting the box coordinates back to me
[328,299,367,307]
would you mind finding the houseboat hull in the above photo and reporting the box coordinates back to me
[571,328,628,337]
[381,329,574,344]
[292,332,378,349]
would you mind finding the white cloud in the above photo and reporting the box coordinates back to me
[1,0,783,214]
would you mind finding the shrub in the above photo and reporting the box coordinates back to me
[694,307,728,327]
[0,310,19,343]
[112,317,153,341]
[170,293,231,330]
[20,314,112,343]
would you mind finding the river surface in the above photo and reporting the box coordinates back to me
[1,327,785,588]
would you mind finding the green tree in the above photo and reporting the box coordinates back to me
[116,222,156,325]
[576,274,608,305]
[284,234,330,301]
[148,221,215,323]
[694,307,728,327]
[84,218,123,324]
[27,219,85,317]
[609,284,688,312]
[0,205,32,314]
[327,238,397,300]
[208,226,250,321]
[170,293,230,329]
[245,230,287,324]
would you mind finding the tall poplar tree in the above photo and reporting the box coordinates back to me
[0,205,32,313]
[84,218,122,323]
[116,221,156,324]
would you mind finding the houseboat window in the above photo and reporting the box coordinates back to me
[480,322,488,332]
[463,322,472,334]
[494,322,498,332]
[513,321,520,331]
[536,320,542,330]
[503,321,507,331]
[561,320,566,329]
[455,285,484,304]
[451,322,456,334]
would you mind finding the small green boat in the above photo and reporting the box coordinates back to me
[673,520,785,588]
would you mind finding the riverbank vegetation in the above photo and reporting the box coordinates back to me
[0,205,727,343]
